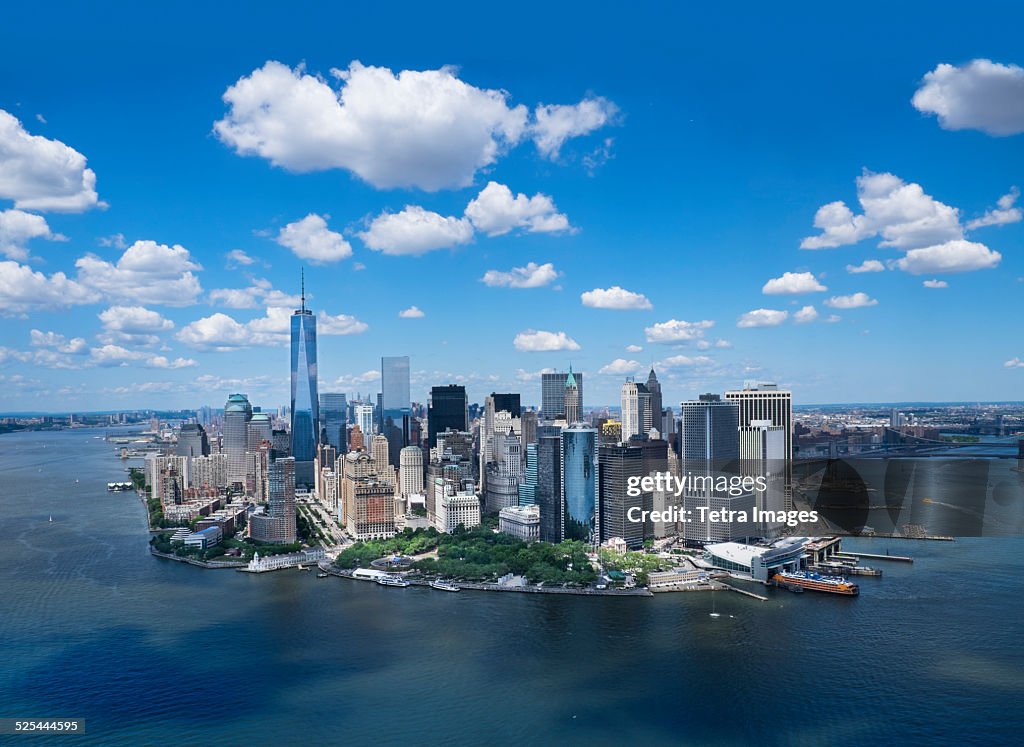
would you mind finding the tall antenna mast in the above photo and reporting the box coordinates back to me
[300,267,306,312]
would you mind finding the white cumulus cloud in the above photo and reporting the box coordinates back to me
[1005,357,1024,369]
[761,271,827,295]
[464,181,571,236]
[531,97,619,159]
[625,344,643,353]
[214,61,616,190]
[513,329,581,352]
[737,309,788,328]
[892,240,1001,274]
[98,305,174,346]
[360,206,473,255]
[225,248,257,267]
[966,187,1022,230]
[208,279,300,309]
[214,60,529,191]
[30,329,88,354]
[580,286,652,310]
[0,209,66,260]
[75,240,203,306]
[912,59,1024,136]
[923,279,949,289]
[0,261,100,314]
[399,305,425,318]
[793,305,819,323]
[0,109,104,212]
[644,319,714,343]
[846,259,886,274]
[598,358,641,375]
[659,354,714,368]
[825,292,878,309]
[802,170,963,251]
[276,213,352,263]
[481,261,559,288]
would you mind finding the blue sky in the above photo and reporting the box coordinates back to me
[1,1,1022,412]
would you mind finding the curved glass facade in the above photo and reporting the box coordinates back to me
[561,425,598,543]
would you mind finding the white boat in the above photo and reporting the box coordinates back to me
[297,564,309,571]
[48,515,53,523]
[377,575,411,588]
[317,572,329,578]
[429,579,460,592]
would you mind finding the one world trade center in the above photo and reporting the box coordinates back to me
[291,272,318,488]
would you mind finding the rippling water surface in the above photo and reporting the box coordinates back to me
[1,429,1022,745]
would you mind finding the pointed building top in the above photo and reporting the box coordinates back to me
[565,363,577,389]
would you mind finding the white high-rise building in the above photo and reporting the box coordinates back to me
[434,486,482,534]
[739,419,787,538]
[399,446,424,497]
[354,404,375,438]
[620,380,651,442]
[724,383,792,461]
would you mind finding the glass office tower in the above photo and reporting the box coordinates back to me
[561,423,598,543]
[381,356,411,422]
[320,393,348,453]
[290,282,318,487]
[427,384,468,447]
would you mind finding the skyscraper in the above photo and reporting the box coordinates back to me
[679,394,740,466]
[541,370,584,421]
[724,383,792,461]
[679,394,752,545]
[381,356,411,425]
[223,393,252,489]
[620,379,651,442]
[353,403,375,440]
[320,392,348,453]
[599,442,646,548]
[536,435,563,542]
[561,423,598,543]
[290,273,319,487]
[564,367,581,424]
[399,445,425,497]
[176,423,209,458]
[247,412,272,451]
[646,367,663,436]
[428,385,468,448]
[249,455,297,543]
[725,382,793,514]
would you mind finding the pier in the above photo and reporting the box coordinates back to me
[836,551,913,563]
[718,582,769,601]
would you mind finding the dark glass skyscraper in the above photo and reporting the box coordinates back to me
[561,423,598,543]
[427,385,468,448]
[320,393,347,453]
[599,442,645,548]
[290,277,318,487]
[536,435,562,543]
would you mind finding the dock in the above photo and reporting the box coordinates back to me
[809,564,882,577]
[836,551,912,563]
[718,582,769,601]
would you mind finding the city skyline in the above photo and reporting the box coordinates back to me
[1,3,1023,412]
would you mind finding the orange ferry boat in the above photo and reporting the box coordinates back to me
[772,570,859,596]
